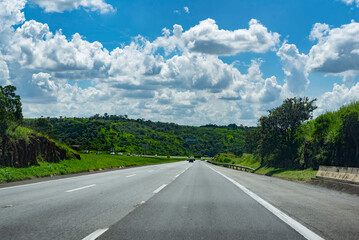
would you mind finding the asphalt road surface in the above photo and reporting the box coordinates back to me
[1,160,358,240]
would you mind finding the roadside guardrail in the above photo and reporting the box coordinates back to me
[207,161,255,172]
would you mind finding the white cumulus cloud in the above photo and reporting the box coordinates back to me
[317,82,359,113]
[0,57,10,85]
[277,42,309,95]
[0,0,288,126]
[31,0,115,14]
[307,21,359,77]
[154,19,280,56]
[32,72,57,92]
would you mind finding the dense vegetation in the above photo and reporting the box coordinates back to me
[0,85,23,156]
[24,116,250,157]
[0,85,78,168]
[245,98,359,169]
[297,101,359,168]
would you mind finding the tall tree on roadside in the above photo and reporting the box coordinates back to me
[257,97,317,168]
[0,85,23,159]
[0,85,23,127]
[0,90,7,137]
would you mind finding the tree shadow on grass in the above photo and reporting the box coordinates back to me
[265,168,287,176]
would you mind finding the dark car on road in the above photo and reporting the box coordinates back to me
[187,158,195,163]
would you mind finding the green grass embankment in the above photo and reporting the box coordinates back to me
[0,154,185,183]
[213,153,317,182]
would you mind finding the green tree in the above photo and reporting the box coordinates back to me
[33,118,55,138]
[1,85,23,123]
[0,85,23,163]
[0,85,23,136]
[243,127,260,153]
[338,111,359,167]
[256,97,317,168]
[0,91,7,137]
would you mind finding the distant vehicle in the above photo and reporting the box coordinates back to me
[118,152,123,155]
[132,154,136,156]
[110,152,115,155]
[95,151,100,154]
[155,154,157,157]
[188,158,195,163]
[83,150,89,154]
[127,153,131,156]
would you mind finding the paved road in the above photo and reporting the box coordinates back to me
[100,161,306,240]
[206,163,359,240]
[0,161,191,240]
[1,161,358,240]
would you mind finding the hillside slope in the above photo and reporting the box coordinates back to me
[24,116,250,157]
[0,126,80,168]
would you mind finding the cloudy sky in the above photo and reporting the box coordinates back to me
[1,0,359,126]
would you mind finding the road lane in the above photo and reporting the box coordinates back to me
[1,160,358,240]
[208,162,359,240]
[99,161,308,240]
[0,161,191,240]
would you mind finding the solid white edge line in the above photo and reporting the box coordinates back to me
[66,184,96,193]
[82,228,109,240]
[206,165,325,240]
[126,174,136,178]
[153,184,167,193]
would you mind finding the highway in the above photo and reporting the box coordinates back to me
[0,161,358,240]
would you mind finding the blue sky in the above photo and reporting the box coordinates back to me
[1,0,359,126]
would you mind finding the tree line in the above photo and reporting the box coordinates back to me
[24,115,250,157]
[244,97,359,169]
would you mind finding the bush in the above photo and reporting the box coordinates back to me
[297,101,359,168]
[6,125,34,145]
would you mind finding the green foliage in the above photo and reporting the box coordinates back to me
[1,85,23,163]
[243,127,260,154]
[23,116,249,157]
[237,154,261,169]
[28,118,55,138]
[213,153,261,169]
[5,125,34,145]
[246,99,359,169]
[250,97,317,168]
[0,85,23,137]
[215,153,236,163]
[254,166,317,181]
[297,101,359,168]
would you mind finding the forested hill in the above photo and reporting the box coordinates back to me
[23,116,251,157]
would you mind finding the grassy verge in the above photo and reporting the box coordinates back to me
[0,154,185,183]
[254,167,317,181]
[213,153,317,182]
